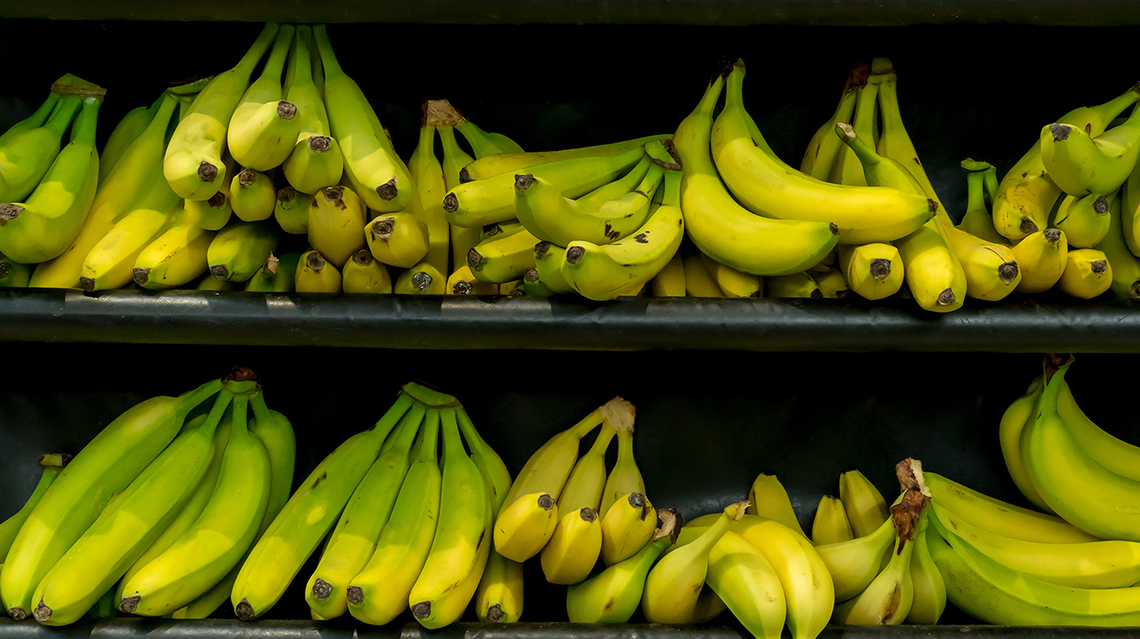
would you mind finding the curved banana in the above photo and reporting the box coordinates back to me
[455,115,525,159]
[839,469,890,538]
[812,495,854,545]
[941,222,1022,301]
[305,403,424,619]
[801,62,864,179]
[229,168,276,222]
[566,509,678,623]
[1009,229,1067,294]
[282,25,343,195]
[747,472,808,539]
[118,392,271,617]
[956,159,1007,245]
[165,24,280,201]
[186,152,237,232]
[341,249,392,294]
[540,507,603,585]
[475,550,524,622]
[494,492,559,562]
[446,264,497,295]
[303,184,365,269]
[992,84,1140,241]
[0,454,70,561]
[906,506,946,624]
[438,124,482,273]
[997,374,1051,512]
[227,25,301,172]
[599,491,657,566]
[1056,247,1112,299]
[532,241,575,295]
[597,398,642,518]
[294,250,342,293]
[206,218,279,282]
[701,251,764,298]
[814,515,896,601]
[558,419,617,514]
[829,63,885,187]
[312,25,411,213]
[921,470,1097,544]
[231,391,413,620]
[0,96,101,264]
[1042,102,1140,197]
[707,530,787,639]
[1098,181,1140,300]
[364,209,430,269]
[837,242,904,300]
[132,220,214,290]
[460,134,661,182]
[873,59,941,206]
[1054,191,1112,249]
[676,69,840,275]
[713,60,931,244]
[407,116,450,275]
[346,405,441,626]
[273,186,313,234]
[99,94,153,185]
[0,93,83,204]
[31,389,234,626]
[79,183,181,292]
[650,251,686,297]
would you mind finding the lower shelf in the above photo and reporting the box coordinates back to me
[1,619,1127,639]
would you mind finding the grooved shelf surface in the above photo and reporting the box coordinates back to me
[1,290,1138,352]
[0,0,1139,24]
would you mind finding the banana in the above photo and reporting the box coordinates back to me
[811,265,850,298]
[675,68,839,275]
[832,488,924,625]
[716,60,931,246]
[459,134,663,183]
[229,168,277,222]
[1056,247,1112,298]
[893,219,967,312]
[306,185,367,269]
[920,470,1097,543]
[992,83,1139,241]
[438,124,482,275]
[455,113,525,159]
[683,252,724,297]
[31,388,235,626]
[101,97,156,185]
[941,222,1022,301]
[1,377,222,620]
[0,92,84,204]
[650,251,686,296]
[364,209,430,269]
[700,251,764,298]
[932,502,1140,589]
[829,63,884,187]
[118,392,271,617]
[927,502,1140,625]
[997,375,1052,512]
[906,505,946,624]
[312,25,411,213]
[593,398,640,517]
[393,260,445,294]
[282,25,343,194]
[185,152,237,232]
[746,473,808,538]
[837,242,904,300]
[341,249,391,293]
[231,389,414,620]
[707,530,787,639]
[643,502,744,623]
[814,515,896,601]
[0,454,70,561]
[0,96,101,264]
[132,219,215,289]
[206,218,279,282]
[445,146,648,229]
[305,403,424,619]
[476,549,524,622]
[766,272,821,298]
[839,469,890,538]
[494,492,559,562]
[273,186,313,234]
[873,59,942,207]
[541,507,603,585]
[600,492,658,566]
[801,62,864,180]
[1099,180,1140,300]
[244,252,300,292]
[408,113,450,276]
[1053,191,1113,249]
[408,406,490,627]
[165,24,280,201]
[445,264,497,295]
[227,25,301,172]
[530,241,573,295]
[468,225,541,284]
[956,159,1008,245]
[1042,101,1140,197]
[346,404,441,626]
[295,249,342,293]
[558,420,617,515]
[0,91,60,152]
[1009,229,1067,294]
[194,274,236,291]
[812,496,854,545]
[0,257,30,287]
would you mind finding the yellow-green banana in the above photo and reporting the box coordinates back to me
[132,219,214,289]
[1042,102,1140,197]
[600,492,657,566]
[839,469,890,538]
[0,93,84,204]
[393,260,445,294]
[365,209,429,269]
[229,168,276,223]
[1053,191,1112,249]
[244,252,300,292]
[226,25,300,172]
[207,218,278,282]
[707,529,787,639]
[0,454,70,561]
[273,186,313,234]
[282,25,343,194]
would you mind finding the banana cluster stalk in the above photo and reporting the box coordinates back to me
[0,368,295,626]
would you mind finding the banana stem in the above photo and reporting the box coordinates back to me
[232,22,282,80]
[311,24,345,79]
[289,25,314,87]
[44,95,83,139]
[256,24,295,87]
[174,377,225,418]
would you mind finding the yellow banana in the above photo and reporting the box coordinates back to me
[132,220,214,290]
[226,25,301,172]
[839,469,890,538]
[801,62,863,179]
[747,472,808,539]
[206,218,279,283]
[707,530,787,639]
[364,209,429,269]
[812,495,854,545]
[1009,228,1067,294]
[308,185,366,269]
[906,505,946,624]
[814,515,896,601]
[79,194,180,292]
[837,242,903,300]
[600,492,657,566]
[408,114,450,276]
[493,492,559,563]
[341,249,391,293]
[650,251,686,296]
[393,260,446,294]
[1101,175,1140,300]
[1056,247,1112,299]
[1053,191,1112,249]
[281,25,343,195]
[294,249,342,293]
[540,507,603,585]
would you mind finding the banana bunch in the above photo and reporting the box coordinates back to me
[0,368,295,626]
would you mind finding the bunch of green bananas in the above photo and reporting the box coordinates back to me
[0,368,296,626]
[226,381,505,630]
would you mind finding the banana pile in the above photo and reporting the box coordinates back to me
[231,382,504,629]
[0,368,296,625]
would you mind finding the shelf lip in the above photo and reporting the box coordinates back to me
[2,0,1140,25]
[1,289,1138,352]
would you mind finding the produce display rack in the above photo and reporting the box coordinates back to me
[4,1,1140,638]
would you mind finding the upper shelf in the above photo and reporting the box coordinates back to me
[2,289,1138,353]
[2,0,1140,25]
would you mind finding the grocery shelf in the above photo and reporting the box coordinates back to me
[1,289,1138,352]
[1,0,1139,25]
